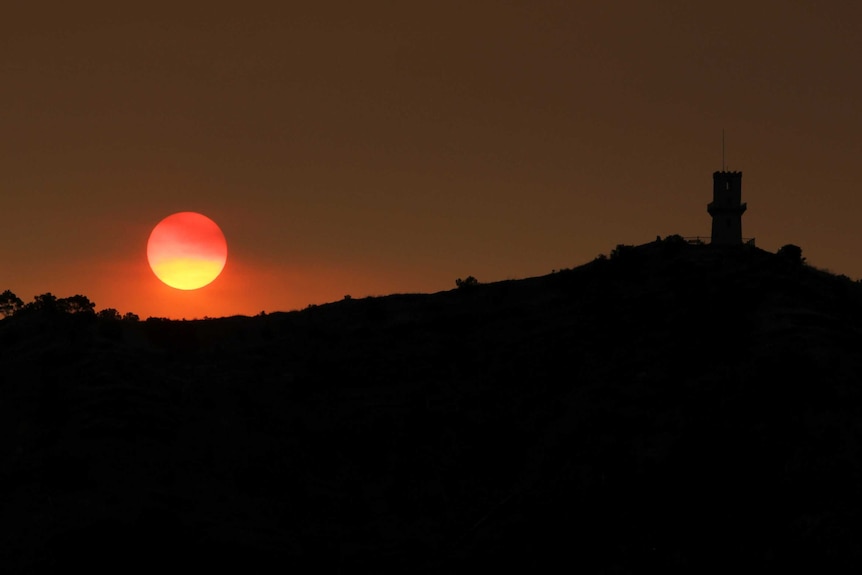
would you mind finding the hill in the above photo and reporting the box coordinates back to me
[3,238,862,572]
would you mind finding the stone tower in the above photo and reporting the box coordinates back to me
[707,171,746,245]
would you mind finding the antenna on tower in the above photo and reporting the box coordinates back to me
[722,129,726,171]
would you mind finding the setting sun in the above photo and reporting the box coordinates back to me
[147,212,228,290]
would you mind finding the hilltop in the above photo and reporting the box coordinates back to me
[3,238,862,572]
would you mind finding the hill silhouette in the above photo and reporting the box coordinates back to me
[3,238,862,572]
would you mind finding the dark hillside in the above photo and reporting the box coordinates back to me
[3,239,862,572]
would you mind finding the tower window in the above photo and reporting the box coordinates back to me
[726,182,731,190]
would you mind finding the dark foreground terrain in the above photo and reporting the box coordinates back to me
[3,239,862,572]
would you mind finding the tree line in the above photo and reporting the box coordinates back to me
[0,290,139,321]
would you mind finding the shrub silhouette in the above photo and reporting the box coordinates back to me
[610,244,635,260]
[456,276,479,289]
[777,244,805,264]
[662,234,687,245]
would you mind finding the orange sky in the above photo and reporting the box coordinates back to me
[2,2,861,318]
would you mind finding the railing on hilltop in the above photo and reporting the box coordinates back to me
[681,236,756,246]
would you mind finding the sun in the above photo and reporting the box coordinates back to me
[147,212,228,290]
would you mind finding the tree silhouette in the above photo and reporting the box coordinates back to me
[59,295,96,315]
[20,293,98,316]
[97,308,122,321]
[0,290,24,318]
[28,292,59,313]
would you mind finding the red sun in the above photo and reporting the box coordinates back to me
[147,212,228,290]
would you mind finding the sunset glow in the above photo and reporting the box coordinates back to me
[6,3,862,320]
[147,212,228,290]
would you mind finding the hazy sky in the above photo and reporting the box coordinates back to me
[3,1,861,318]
